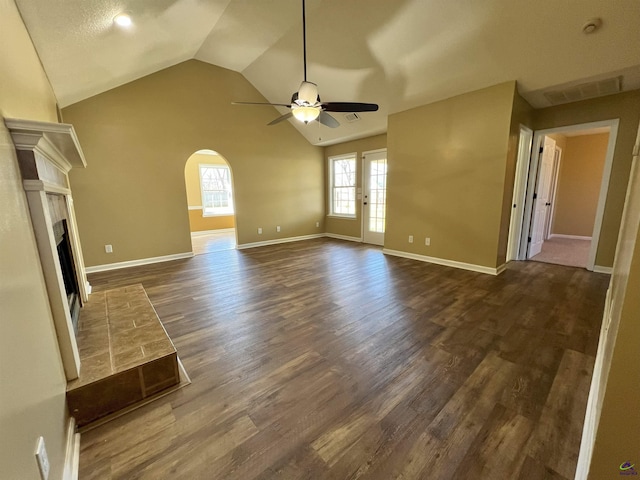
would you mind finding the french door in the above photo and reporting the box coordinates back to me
[362,150,387,246]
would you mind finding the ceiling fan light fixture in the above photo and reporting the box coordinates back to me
[231,0,377,128]
[292,106,320,124]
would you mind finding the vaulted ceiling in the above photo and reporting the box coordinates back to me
[15,0,640,145]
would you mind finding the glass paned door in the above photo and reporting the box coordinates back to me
[362,150,387,246]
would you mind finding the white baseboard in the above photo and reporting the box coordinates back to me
[382,249,503,276]
[593,265,613,274]
[85,252,194,273]
[237,234,324,250]
[495,263,507,275]
[550,234,592,241]
[191,228,235,237]
[63,417,80,480]
[324,233,362,243]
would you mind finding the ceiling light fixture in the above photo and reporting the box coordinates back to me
[292,106,320,124]
[113,13,132,28]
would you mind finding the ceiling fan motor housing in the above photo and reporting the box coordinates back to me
[297,81,319,105]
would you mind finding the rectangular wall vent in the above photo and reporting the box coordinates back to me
[544,77,622,106]
[343,112,360,123]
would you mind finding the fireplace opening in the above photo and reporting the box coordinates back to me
[53,219,81,333]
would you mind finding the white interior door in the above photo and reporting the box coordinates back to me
[528,136,556,258]
[507,126,533,262]
[362,150,387,246]
[544,147,562,239]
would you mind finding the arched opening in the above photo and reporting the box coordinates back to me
[184,149,237,254]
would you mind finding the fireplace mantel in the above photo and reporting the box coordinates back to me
[5,118,86,170]
[6,117,89,381]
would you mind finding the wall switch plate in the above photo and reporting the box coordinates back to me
[425,237,431,246]
[276,226,281,232]
[257,227,262,234]
[105,244,113,253]
[408,235,414,243]
[35,437,49,480]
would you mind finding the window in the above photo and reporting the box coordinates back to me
[199,164,234,216]
[329,154,357,217]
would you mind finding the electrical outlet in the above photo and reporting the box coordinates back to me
[425,237,431,246]
[105,244,113,253]
[315,221,320,228]
[408,235,414,244]
[257,227,262,235]
[276,225,281,232]
[35,437,49,480]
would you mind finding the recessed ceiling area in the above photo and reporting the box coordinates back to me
[14,0,640,146]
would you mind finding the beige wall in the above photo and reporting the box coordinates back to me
[534,90,640,267]
[188,210,235,231]
[63,60,324,266]
[552,133,609,237]
[184,152,235,232]
[324,134,387,239]
[385,81,516,268]
[0,0,69,478]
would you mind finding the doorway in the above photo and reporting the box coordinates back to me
[184,149,237,254]
[362,149,388,246]
[516,120,619,270]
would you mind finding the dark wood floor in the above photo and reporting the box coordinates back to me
[79,238,608,480]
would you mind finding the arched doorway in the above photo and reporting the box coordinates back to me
[184,149,237,254]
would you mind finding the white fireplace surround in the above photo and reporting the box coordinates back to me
[6,118,89,381]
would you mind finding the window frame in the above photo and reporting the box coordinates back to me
[199,163,234,217]
[328,153,358,219]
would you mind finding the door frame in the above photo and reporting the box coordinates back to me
[506,126,534,262]
[518,119,619,271]
[361,148,388,246]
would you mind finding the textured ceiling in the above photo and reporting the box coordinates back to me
[15,0,640,146]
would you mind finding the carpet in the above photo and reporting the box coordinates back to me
[531,236,591,268]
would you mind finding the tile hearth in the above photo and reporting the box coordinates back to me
[67,284,179,427]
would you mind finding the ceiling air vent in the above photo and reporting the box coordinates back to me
[343,112,361,123]
[543,77,622,105]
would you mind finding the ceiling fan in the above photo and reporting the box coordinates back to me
[233,0,379,128]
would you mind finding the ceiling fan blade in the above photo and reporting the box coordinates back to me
[317,111,339,128]
[268,112,293,126]
[233,101,291,108]
[322,102,379,113]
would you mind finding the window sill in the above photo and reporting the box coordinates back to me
[203,213,235,218]
[327,215,357,220]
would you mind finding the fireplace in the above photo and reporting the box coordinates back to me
[53,220,81,332]
[6,117,89,380]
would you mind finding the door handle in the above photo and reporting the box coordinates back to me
[364,202,368,205]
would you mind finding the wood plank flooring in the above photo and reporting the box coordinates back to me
[79,238,609,480]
